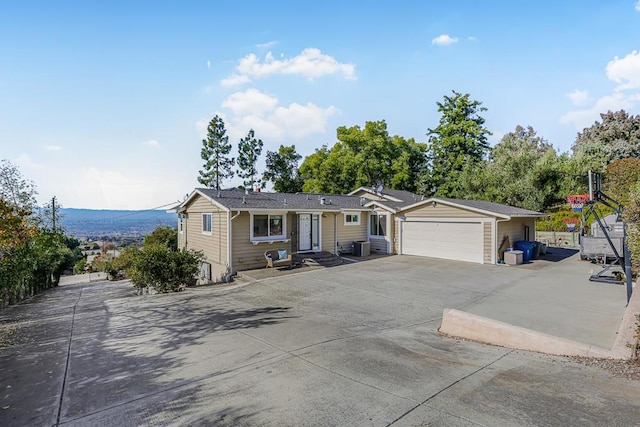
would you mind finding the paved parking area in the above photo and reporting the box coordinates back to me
[0,253,637,426]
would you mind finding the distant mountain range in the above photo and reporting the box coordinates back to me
[59,208,177,239]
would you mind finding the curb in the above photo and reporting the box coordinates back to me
[439,308,612,359]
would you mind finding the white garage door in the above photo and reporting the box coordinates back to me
[401,221,484,263]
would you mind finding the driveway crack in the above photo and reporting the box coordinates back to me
[386,349,514,426]
[55,286,83,426]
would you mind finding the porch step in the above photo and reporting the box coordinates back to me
[293,251,343,268]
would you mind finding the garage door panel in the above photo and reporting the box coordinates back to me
[402,221,483,264]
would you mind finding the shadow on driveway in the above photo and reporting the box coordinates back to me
[0,280,293,426]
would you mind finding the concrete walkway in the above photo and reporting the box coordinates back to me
[0,255,638,426]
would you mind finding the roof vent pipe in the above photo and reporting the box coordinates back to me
[283,198,287,205]
[320,197,326,205]
[242,196,246,204]
[360,197,365,206]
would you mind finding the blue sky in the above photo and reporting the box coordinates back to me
[2,1,640,209]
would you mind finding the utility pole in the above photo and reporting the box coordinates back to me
[51,196,57,233]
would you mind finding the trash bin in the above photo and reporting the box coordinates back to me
[353,241,370,256]
[532,242,541,259]
[514,241,536,262]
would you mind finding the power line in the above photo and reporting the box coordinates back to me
[80,201,181,221]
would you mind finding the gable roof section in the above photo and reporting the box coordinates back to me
[182,188,369,212]
[348,186,421,204]
[398,197,546,219]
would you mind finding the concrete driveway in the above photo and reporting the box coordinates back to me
[0,253,637,426]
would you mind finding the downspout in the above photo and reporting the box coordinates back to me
[334,213,338,255]
[228,210,241,279]
[495,217,510,264]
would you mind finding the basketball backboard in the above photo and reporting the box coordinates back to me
[588,170,602,201]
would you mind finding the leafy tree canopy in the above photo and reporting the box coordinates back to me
[299,120,427,194]
[571,109,640,175]
[452,125,565,211]
[262,145,304,193]
[603,158,640,206]
[143,225,178,251]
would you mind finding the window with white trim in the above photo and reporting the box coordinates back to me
[178,215,184,233]
[202,213,212,234]
[252,213,285,240]
[344,213,360,226]
[369,212,387,237]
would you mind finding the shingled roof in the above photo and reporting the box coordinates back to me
[439,198,546,217]
[182,188,545,218]
[193,188,368,211]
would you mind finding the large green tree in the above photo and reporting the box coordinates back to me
[570,110,640,176]
[262,145,304,193]
[198,115,235,190]
[423,91,491,196]
[237,129,263,190]
[452,126,567,211]
[603,158,640,206]
[299,120,427,194]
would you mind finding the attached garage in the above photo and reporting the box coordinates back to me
[395,198,545,265]
[401,220,483,263]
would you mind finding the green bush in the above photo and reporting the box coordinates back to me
[126,246,204,293]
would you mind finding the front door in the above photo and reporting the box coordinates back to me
[299,214,312,251]
[299,214,320,252]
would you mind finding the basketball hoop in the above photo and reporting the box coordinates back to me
[567,194,589,213]
[563,217,580,232]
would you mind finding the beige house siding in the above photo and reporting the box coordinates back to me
[497,218,536,250]
[336,212,367,253]
[180,195,229,282]
[402,203,490,218]
[230,212,292,272]
[483,221,493,264]
[321,214,336,253]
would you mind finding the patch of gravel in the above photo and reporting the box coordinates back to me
[571,356,640,381]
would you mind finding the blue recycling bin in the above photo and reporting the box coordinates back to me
[514,241,536,263]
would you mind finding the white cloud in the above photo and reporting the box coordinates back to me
[16,153,42,170]
[566,89,590,106]
[44,145,63,151]
[467,36,478,41]
[220,73,252,87]
[206,60,211,69]
[144,139,159,148]
[257,40,277,48]
[221,88,279,115]
[560,92,640,129]
[561,49,640,130]
[431,34,458,46]
[220,48,356,86]
[606,50,640,90]
[636,0,640,12]
[203,88,337,141]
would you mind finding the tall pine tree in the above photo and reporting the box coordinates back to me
[423,91,491,196]
[198,115,234,190]
[237,129,263,190]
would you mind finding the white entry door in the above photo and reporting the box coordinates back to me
[299,214,312,251]
[299,214,320,251]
